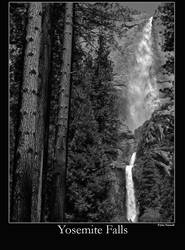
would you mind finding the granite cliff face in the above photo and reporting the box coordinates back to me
[133,3,174,222]
[108,123,135,222]
[108,14,151,222]
[109,3,174,222]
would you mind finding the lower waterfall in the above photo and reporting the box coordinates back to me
[125,152,137,222]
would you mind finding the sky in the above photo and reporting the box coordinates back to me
[121,2,161,16]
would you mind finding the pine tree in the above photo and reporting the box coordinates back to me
[51,3,73,222]
[64,24,119,221]
[11,3,51,222]
[40,3,66,222]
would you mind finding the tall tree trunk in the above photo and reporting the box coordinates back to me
[11,3,51,222]
[31,3,51,222]
[52,3,73,222]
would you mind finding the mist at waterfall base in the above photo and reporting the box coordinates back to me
[127,17,160,132]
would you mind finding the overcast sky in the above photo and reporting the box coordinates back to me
[121,2,161,16]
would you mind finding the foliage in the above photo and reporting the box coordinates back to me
[139,208,161,222]
[134,99,174,222]
[157,3,174,101]
[158,3,174,52]
[9,3,28,201]
[40,3,125,221]
[65,26,119,221]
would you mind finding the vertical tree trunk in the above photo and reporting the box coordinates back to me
[11,3,51,222]
[31,4,51,222]
[52,3,73,222]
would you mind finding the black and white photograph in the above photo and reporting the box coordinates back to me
[9,1,175,225]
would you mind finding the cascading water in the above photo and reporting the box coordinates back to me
[125,152,137,222]
[128,16,160,131]
[125,17,160,222]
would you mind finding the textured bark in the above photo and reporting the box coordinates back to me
[11,3,51,222]
[31,4,51,222]
[52,3,73,222]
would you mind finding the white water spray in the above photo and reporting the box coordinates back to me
[124,18,160,222]
[128,17,160,131]
[125,152,137,222]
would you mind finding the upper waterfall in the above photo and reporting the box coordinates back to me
[128,17,160,131]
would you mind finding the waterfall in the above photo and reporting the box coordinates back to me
[128,17,160,131]
[124,17,160,222]
[125,152,137,222]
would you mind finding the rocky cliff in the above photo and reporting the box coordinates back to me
[133,3,174,222]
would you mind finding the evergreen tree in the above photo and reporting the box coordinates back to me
[11,3,51,222]
[40,3,66,222]
[64,24,119,222]
[51,3,73,222]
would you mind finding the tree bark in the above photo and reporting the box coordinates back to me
[11,3,51,222]
[31,4,51,222]
[52,3,73,222]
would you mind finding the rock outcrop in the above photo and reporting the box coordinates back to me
[133,3,174,222]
